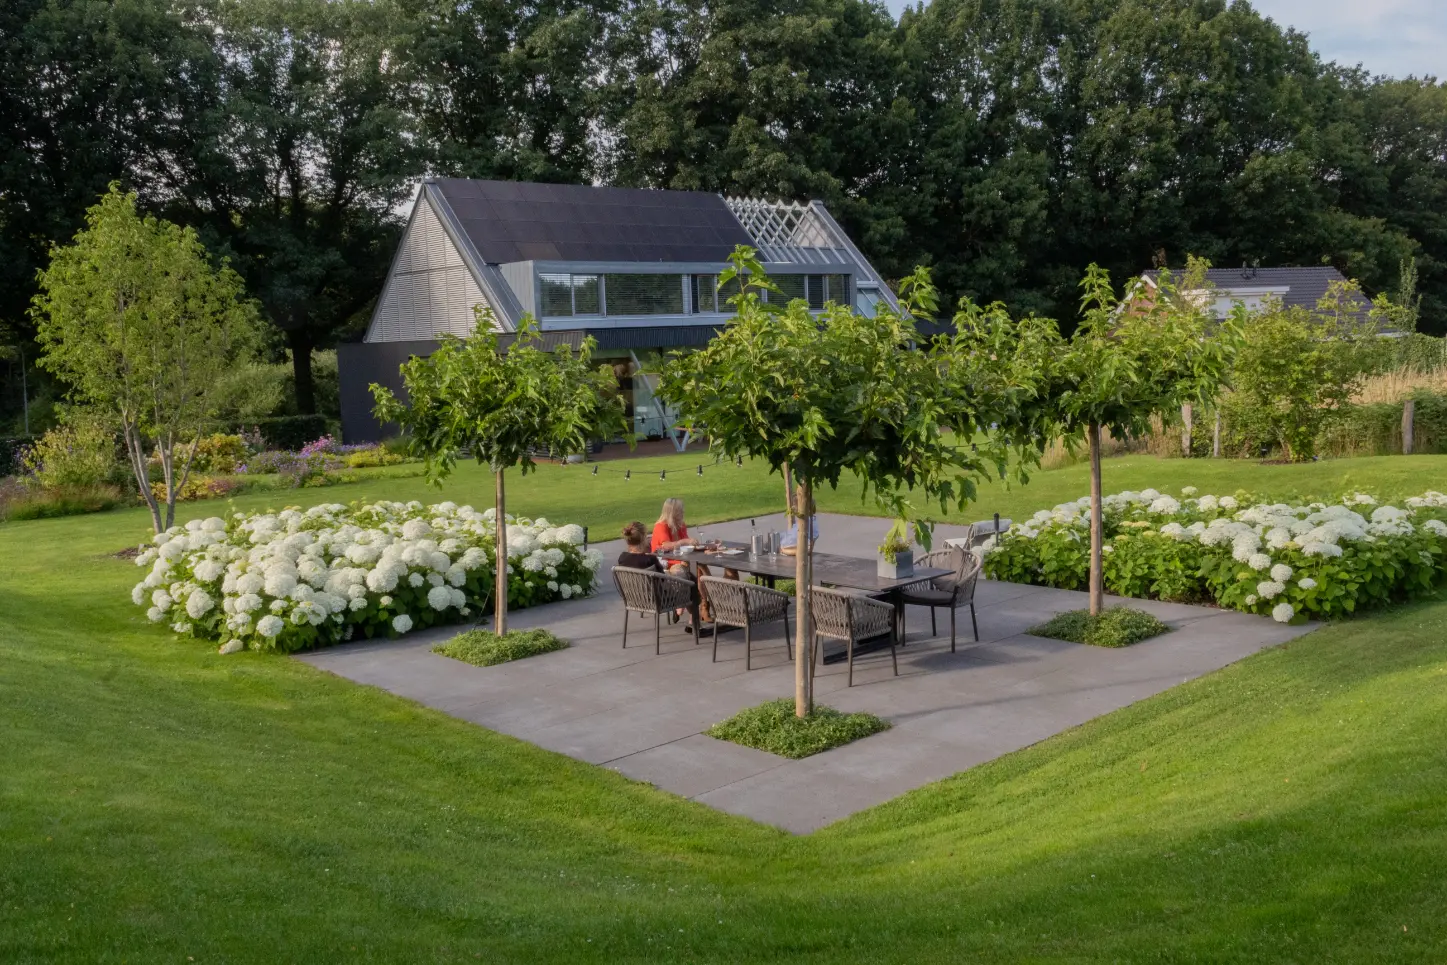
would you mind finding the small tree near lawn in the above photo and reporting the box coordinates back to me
[656,247,1050,717]
[371,314,626,635]
[32,186,261,533]
[1047,264,1239,616]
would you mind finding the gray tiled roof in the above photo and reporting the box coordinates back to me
[428,178,755,265]
[1146,265,1358,311]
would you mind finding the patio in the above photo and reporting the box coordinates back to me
[299,512,1314,833]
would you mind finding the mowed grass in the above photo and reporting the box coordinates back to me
[2,454,1447,962]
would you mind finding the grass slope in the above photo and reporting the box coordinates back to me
[2,455,1446,962]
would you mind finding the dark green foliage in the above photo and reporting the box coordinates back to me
[242,415,333,452]
[706,698,890,758]
[1030,607,1171,648]
[0,437,36,478]
[432,628,570,667]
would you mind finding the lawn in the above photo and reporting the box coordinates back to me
[2,453,1446,962]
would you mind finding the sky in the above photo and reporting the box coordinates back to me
[884,0,1445,80]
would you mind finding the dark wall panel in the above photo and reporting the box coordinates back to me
[338,340,439,443]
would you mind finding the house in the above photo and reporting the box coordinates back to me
[338,178,898,443]
[1137,265,1363,319]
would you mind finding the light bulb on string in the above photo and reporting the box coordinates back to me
[696,464,703,476]
[625,469,631,481]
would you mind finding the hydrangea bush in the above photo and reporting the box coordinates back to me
[129,500,602,653]
[983,488,1447,623]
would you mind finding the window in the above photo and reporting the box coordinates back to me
[539,273,601,317]
[825,274,849,306]
[605,274,684,316]
[539,274,574,317]
[690,274,717,314]
[772,274,806,305]
[855,287,882,318]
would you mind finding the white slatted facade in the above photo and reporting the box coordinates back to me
[365,200,495,342]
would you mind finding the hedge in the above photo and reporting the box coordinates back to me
[0,436,36,478]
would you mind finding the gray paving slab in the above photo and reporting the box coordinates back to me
[296,514,1317,833]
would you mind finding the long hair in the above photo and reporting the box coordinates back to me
[656,497,685,535]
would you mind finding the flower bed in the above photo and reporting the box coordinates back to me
[983,488,1447,623]
[130,500,603,653]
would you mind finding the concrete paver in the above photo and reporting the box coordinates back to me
[296,512,1316,833]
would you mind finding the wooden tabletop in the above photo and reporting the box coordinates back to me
[657,541,950,593]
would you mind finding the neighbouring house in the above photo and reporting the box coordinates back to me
[338,178,898,443]
[1136,264,1366,319]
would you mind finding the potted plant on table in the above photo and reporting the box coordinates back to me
[877,525,915,580]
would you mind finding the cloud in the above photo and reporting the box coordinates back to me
[882,0,1445,79]
[1251,0,1445,78]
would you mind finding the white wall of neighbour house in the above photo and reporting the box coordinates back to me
[364,198,498,343]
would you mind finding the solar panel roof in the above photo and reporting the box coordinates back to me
[428,178,756,265]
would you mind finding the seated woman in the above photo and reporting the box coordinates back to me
[781,485,819,556]
[650,497,697,553]
[621,517,707,633]
[616,521,664,573]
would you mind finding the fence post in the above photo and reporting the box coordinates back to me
[1212,409,1221,458]
[1403,399,1415,455]
[1181,403,1193,457]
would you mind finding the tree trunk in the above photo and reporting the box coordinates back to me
[1088,422,1104,617]
[289,330,316,415]
[124,422,163,534]
[783,462,795,522]
[1403,400,1416,455]
[1213,408,1221,458]
[494,467,508,635]
[794,477,813,718]
[1180,403,1193,457]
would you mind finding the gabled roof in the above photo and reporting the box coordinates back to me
[1143,265,1354,312]
[428,178,755,264]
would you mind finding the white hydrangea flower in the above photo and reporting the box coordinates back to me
[186,590,215,619]
[427,586,452,611]
[1298,577,1317,590]
[146,606,166,623]
[1244,594,1257,606]
[1256,581,1285,600]
[1219,496,1238,510]
[1149,495,1181,515]
[1270,563,1293,582]
[392,614,413,633]
[408,572,425,588]
[131,583,148,606]
[152,589,173,610]
[1197,495,1219,511]
[1424,519,1447,537]
[560,584,572,599]
[1247,553,1272,572]
[1272,602,1295,623]
[256,615,284,638]
[547,580,559,591]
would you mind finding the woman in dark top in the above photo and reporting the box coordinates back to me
[617,521,664,572]
[616,521,709,634]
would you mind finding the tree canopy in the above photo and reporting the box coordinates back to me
[3,0,1447,429]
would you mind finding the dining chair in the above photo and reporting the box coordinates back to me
[611,566,699,655]
[699,576,792,669]
[898,547,982,652]
[809,586,898,687]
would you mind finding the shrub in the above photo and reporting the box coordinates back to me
[706,698,890,758]
[1317,392,1447,457]
[340,445,405,468]
[432,628,569,666]
[0,437,37,478]
[129,502,603,653]
[148,474,242,503]
[1,480,125,521]
[21,420,121,489]
[1029,607,1170,648]
[179,433,251,474]
[242,415,331,451]
[984,487,1447,623]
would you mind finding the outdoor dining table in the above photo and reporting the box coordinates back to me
[656,541,952,657]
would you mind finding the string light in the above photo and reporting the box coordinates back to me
[660,470,666,480]
[696,464,703,476]
[591,465,598,476]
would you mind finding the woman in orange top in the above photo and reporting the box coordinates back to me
[651,497,698,552]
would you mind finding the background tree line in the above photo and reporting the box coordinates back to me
[3,0,1445,426]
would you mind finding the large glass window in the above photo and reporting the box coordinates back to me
[825,274,849,307]
[772,274,806,305]
[540,273,574,317]
[605,274,684,316]
[539,273,601,317]
[572,275,601,314]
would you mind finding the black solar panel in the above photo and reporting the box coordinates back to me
[430,179,755,265]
